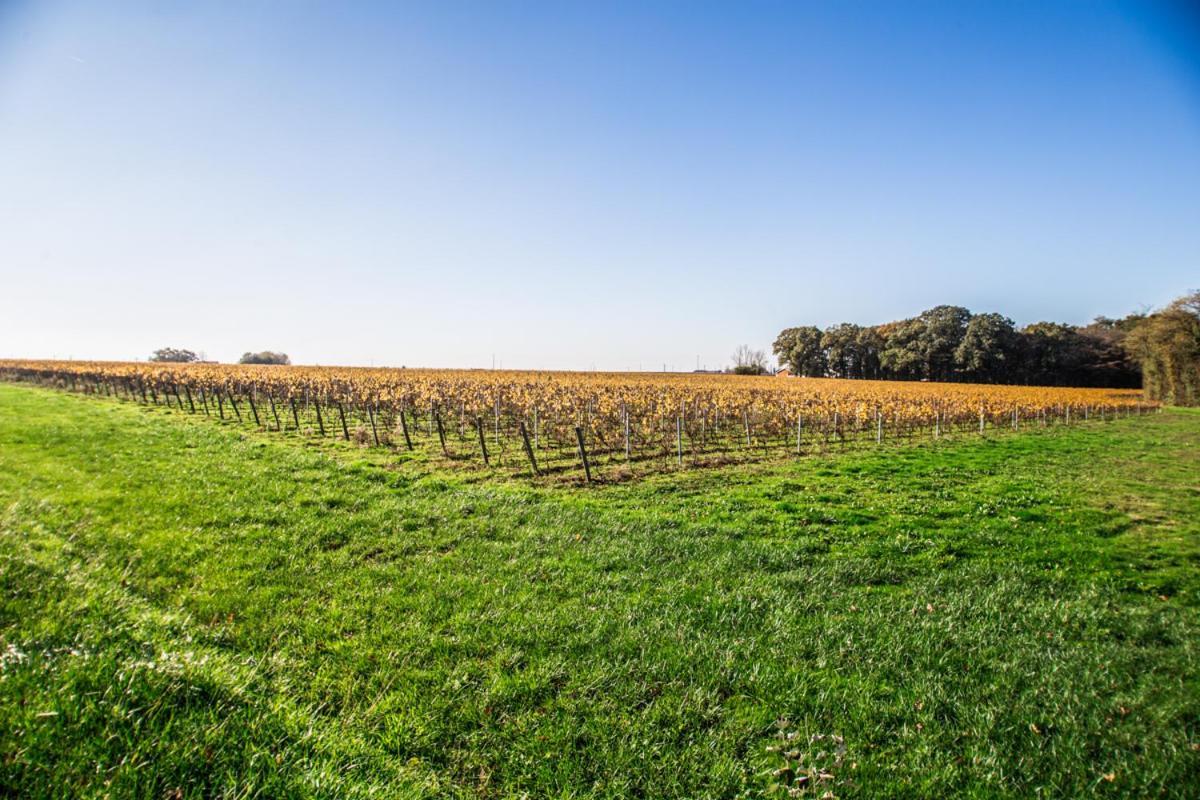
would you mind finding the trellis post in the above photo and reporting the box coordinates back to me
[519,420,539,476]
[575,426,592,483]
[476,417,490,466]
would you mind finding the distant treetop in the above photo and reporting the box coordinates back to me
[149,347,199,363]
[772,304,1147,388]
[730,344,769,375]
[239,351,291,366]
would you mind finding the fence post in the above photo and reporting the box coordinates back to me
[333,401,348,440]
[314,400,325,436]
[398,403,414,450]
[623,404,631,459]
[269,394,281,430]
[876,410,882,444]
[476,417,490,466]
[368,405,380,446]
[676,415,683,466]
[434,405,448,456]
[248,392,261,427]
[575,426,592,483]
[519,420,539,476]
[289,397,300,430]
[796,413,803,455]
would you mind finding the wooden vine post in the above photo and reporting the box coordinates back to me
[575,425,592,483]
[398,403,414,450]
[434,405,449,456]
[248,392,261,427]
[367,405,380,446]
[519,420,539,476]
[335,401,350,441]
[476,417,490,466]
[622,403,630,459]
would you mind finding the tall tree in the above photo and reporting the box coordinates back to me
[879,318,926,380]
[1126,292,1200,405]
[1074,317,1142,388]
[731,344,769,375]
[855,326,884,379]
[239,351,291,366]
[772,327,826,376]
[918,305,972,381]
[821,323,864,378]
[149,347,199,363]
[955,313,1017,382]
[1019,322,1087,385]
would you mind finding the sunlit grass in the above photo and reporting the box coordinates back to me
[1,384,1197,798]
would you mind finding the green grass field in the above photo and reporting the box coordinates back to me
[1,382,1197,798]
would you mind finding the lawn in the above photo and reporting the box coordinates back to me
[0,382,1197,798]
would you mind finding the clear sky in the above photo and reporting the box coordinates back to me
[1,1,1197,369]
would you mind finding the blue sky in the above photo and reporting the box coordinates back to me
[1,1,1197,369]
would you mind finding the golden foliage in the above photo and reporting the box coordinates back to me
[1,359,1149,446]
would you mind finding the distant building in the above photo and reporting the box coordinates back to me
[775,368,792,377]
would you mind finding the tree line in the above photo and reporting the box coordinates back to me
[150,348,290,365]
[772,291,1199,403]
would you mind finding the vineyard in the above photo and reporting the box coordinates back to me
[0,359,1155,481]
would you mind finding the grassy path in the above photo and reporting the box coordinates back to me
[1,383,1197,798]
